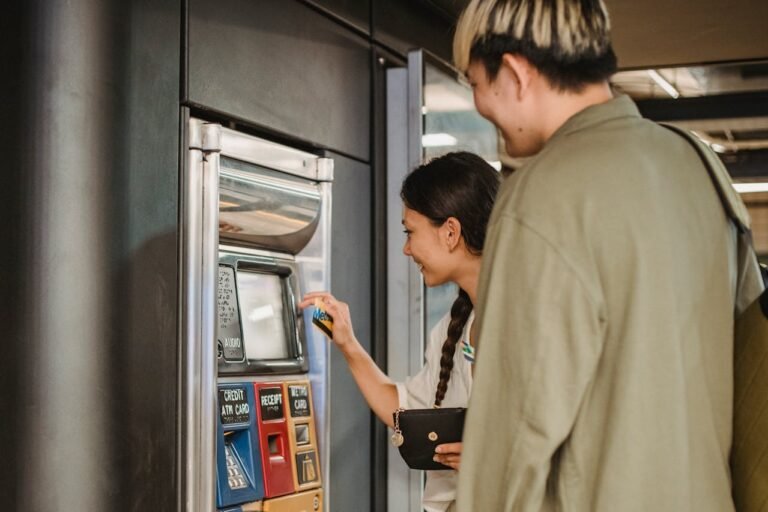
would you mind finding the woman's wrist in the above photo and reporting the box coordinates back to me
[339,338,366,362]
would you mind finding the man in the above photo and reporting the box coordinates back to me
[452,1,759,510]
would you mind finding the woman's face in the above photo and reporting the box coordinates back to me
[401,206,454,287]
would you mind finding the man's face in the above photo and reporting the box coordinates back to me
[466,58,542,158]
[466,60,504,127]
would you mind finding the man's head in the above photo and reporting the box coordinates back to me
[454,0,617,156]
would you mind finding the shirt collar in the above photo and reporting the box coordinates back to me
[545,94,641,147]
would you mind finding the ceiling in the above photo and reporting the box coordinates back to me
[421,0,768,181]
[426,0,768,69]
[611,61,768,156]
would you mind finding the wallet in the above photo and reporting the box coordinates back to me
[391,407,466,470]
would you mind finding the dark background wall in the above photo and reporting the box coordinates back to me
[0,0,180,510]
[0,2,28,509]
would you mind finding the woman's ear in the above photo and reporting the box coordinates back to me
[443,217,462,251]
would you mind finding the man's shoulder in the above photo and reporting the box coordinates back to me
[498,116,688,214]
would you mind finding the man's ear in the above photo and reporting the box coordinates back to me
[500,53,535,100]
[443,217,462,251]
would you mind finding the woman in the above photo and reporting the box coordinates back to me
[300,151,499,512]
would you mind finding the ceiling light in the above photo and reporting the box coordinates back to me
[710,143,727,153]
[733,182,768,194]
[647,69,680,99]
[422,133,458,147]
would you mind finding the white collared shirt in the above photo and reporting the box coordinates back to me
[395,311,474,512]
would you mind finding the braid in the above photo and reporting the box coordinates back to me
[434,289,473,407]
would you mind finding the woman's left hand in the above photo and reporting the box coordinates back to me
[433,442,462,470]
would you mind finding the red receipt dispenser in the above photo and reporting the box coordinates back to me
[242,489,323,512]
[284,381,321,491]
[254,382,296,498]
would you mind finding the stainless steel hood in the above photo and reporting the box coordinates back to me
[217,128,333,255]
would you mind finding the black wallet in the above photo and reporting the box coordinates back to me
[391,407,466,470]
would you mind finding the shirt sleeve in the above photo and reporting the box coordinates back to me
[456,213,605,511]
[395,314,450,410]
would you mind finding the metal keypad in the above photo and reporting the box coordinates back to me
[225,445,248,490]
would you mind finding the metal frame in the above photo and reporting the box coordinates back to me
[219,127,333,182]
[181,117,220,512]
[385,49,425,512]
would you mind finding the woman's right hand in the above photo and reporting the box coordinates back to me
[299,292,358,351]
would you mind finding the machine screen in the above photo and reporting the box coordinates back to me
[237,271,291,360]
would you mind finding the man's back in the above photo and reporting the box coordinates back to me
[461,96,736,511]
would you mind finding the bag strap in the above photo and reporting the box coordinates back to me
[662,124,764,313]
[662,124,751,233]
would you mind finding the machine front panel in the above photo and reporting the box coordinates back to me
[211,127,331,511]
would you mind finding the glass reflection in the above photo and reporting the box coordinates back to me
[422,63,498,334]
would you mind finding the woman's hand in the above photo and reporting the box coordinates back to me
[433,442,462,470]
[299,291,357,351]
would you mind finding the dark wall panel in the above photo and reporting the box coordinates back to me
[303,0,370,34]
[1,0,181,509]
[373,0,455,65]
[115,0,182,508]
[188,0,371,161]
[328,152,374,511]
[0,2,28,508]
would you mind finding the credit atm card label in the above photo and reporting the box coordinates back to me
[288,384,311,417]
[218,266,245,362]
[259,387,284,421]
[219,387,250,425]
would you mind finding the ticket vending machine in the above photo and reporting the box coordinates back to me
[184,118,331,512]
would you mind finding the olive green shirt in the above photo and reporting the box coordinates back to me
[458,96,743,511]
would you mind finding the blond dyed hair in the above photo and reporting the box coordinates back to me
[453,0,613,76]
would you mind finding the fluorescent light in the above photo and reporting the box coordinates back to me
[422,133,458,147]
[733,182,768,194]
[710,143,727,153]
[648,69,680,99]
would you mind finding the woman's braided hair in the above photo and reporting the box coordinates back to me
[400,152,500,407]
